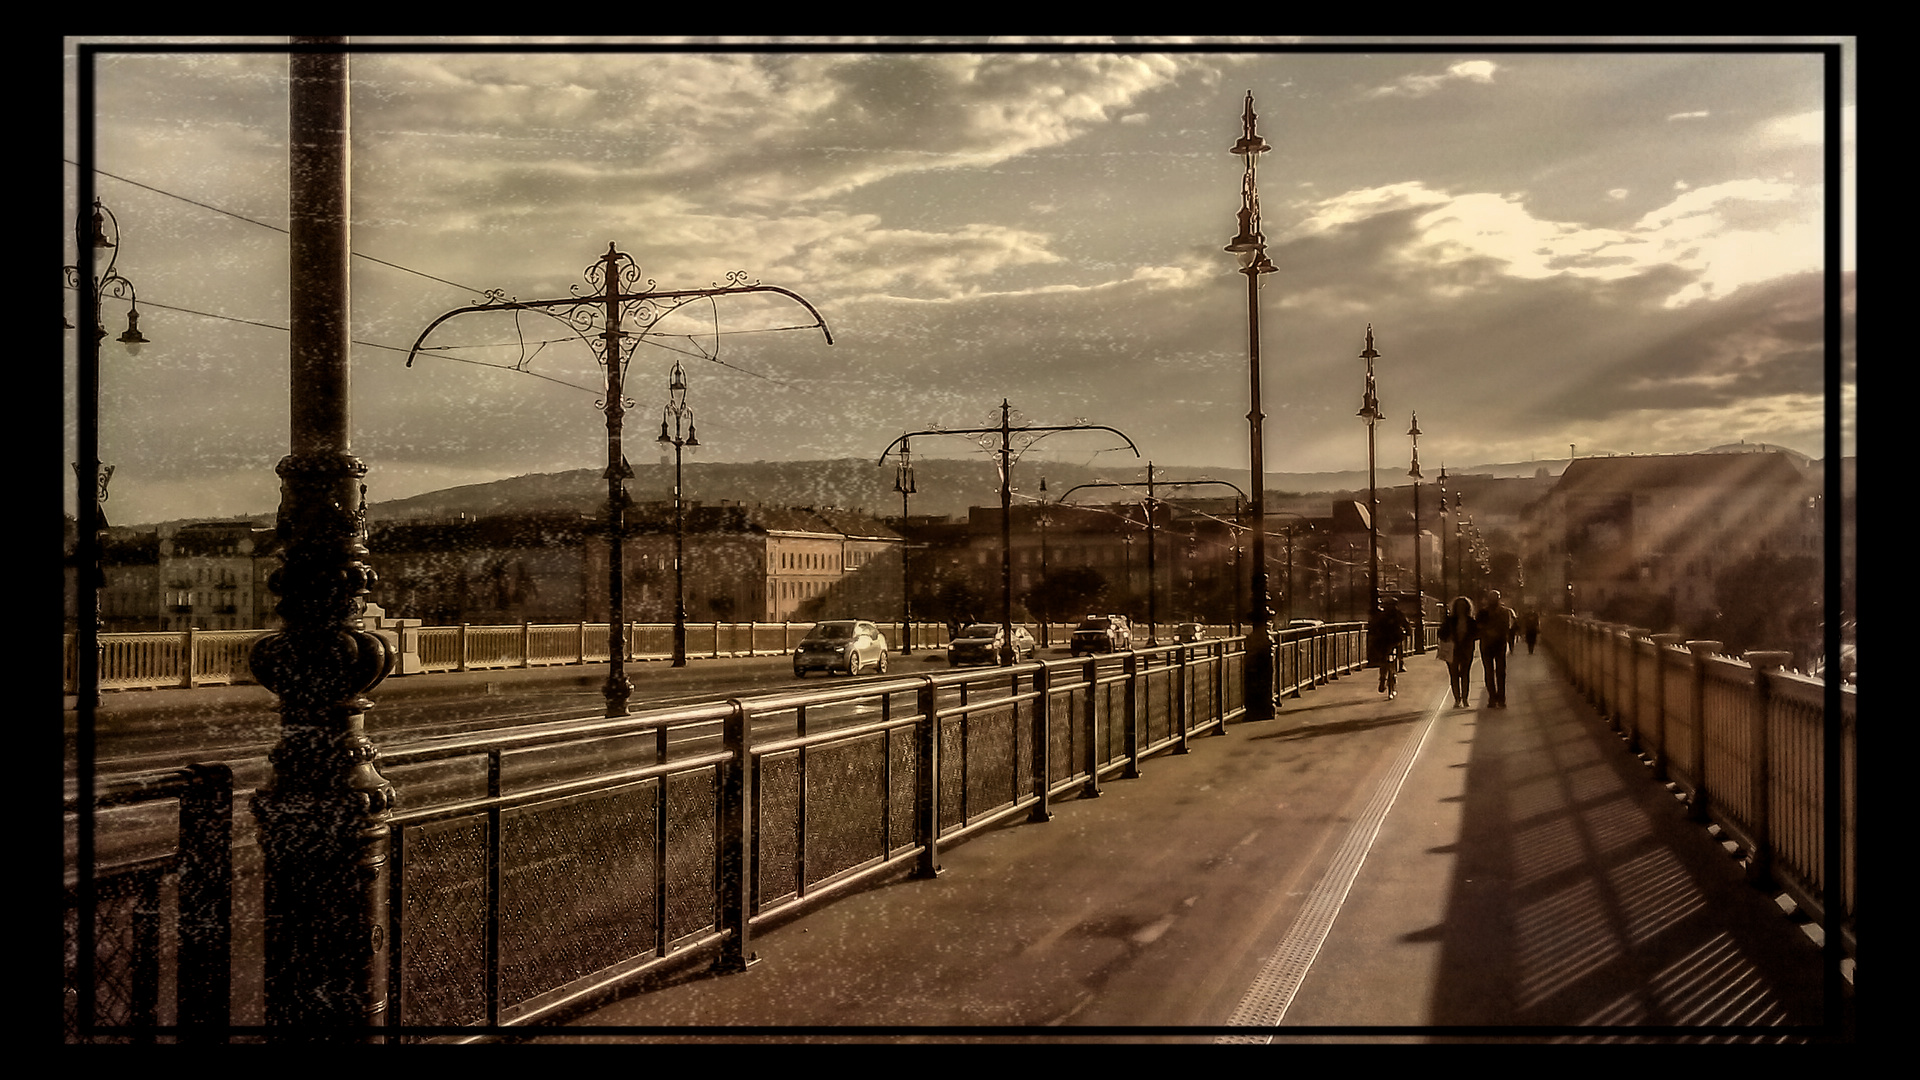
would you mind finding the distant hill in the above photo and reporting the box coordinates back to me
[360,455,1600,524]
[110,444,1827,531]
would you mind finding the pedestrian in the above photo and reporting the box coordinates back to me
[1441,596,1477,708]
[1478,589,1519,707]
[1367,598,1409,698]
[1523,608,1540,654]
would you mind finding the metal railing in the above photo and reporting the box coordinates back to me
[1546,616,1855,952]
[66,624,1375,1041]
[63,764,234,1044]
[65,620,961,692]
[64,621,1287,693]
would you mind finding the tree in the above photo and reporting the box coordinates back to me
[1021,566,1108,630]
[1709,551,1821,659]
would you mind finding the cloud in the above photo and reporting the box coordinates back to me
[1365,59,1497,99]
[1286,175,1818,309]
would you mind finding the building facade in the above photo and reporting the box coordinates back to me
[1528,451,1820,633]
[155,521,278,631]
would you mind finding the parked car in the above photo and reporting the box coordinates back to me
[1174,622,1208,644]
[1069,614,1132,657]
[793,620,890,677]
[948,623,1038,666]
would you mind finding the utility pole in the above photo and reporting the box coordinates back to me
[410,251,830,714]
[881,403,1137,665]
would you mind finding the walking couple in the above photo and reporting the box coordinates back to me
[1438,589,1519,708]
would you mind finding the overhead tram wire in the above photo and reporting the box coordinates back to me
[64,159,803,391]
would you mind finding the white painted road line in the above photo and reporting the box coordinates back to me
[1217,688,1449,1042]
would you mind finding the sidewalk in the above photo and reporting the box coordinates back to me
[1275,645,1850,1041]
[528,647,1849,1043]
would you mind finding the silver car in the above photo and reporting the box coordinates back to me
[947,623,1037,666]
[793,620,891,677]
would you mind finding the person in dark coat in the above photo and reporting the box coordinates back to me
[1367,598,1410,698]
[1478,589,1519,707]
[1523,608,1541,654]
[1442,596,1477,708]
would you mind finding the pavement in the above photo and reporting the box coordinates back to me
[524,644,1853,1044]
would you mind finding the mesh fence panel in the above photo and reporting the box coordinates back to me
[664,770,719,947]
[64,865,167,1043]
[497,781,664,1011]
[397,815,490,1028]
[803,733,889,889]
[755,750,801,910]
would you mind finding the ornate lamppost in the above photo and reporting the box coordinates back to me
[1356,326,1383,613]
[65,196,149,643]
[881,401,1137,666]
[65,192,150,1041]
[1056,472,1248,644]
[658,358,699,667]
[409,248,830,715]
[1408,412,1425,651]
[1437,464,1450,602]
[894,438,916,654]
[245,39,397,1037]
[1225,90,1280,722]
[1453,488,1466,602]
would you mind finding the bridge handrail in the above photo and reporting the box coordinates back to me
[1544,614,1854,954]
[67,621,1270,694]
[71,622,1385,1040]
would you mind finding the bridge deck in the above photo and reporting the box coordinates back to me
[530,646,1851,1043]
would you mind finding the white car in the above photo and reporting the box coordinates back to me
[793,620,891,677]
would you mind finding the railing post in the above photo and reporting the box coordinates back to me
[457,623,470,672]
[1618,626,1648,736]
[1079,656,1101,799]
[519,620,532,668]
[913,678,943,879]
[578,621,587,665]
[1028,665,1052,823]
[178,762,233,1041]
[1173,646,1190,754]
[179,625,197,689]
[712,699,757,974]
[1122,652,1142,779]
[1648,633,1685,770]
[1684,640,1723,821]
[1743,651,1790,887]
[1215,640,1230,733]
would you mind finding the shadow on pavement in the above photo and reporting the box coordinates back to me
[1420,653,1850,1041]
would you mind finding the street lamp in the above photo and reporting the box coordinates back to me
[1056,471,1248,645]
[880,401,1137,666]
[657,358,699,668]
[1356,325,1382,613]
[1408,412,1425,651]
[1036,478,1052,646]
[1437,464,1450,601]
[1269,510,1312,630]
[1226,90,1280,723]
[894,438,916,654]
[65,193,151,1039]
[409,245,831,716]
[65,197,150,638]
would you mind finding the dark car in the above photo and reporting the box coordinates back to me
[793,620,890,677]
[1069,614,1132,657]
[948,623,1037,666]
[1174,622,1208,644]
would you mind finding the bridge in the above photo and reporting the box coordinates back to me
[64,618,1854,1043]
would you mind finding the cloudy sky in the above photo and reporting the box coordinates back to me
[63,38,1855,526]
